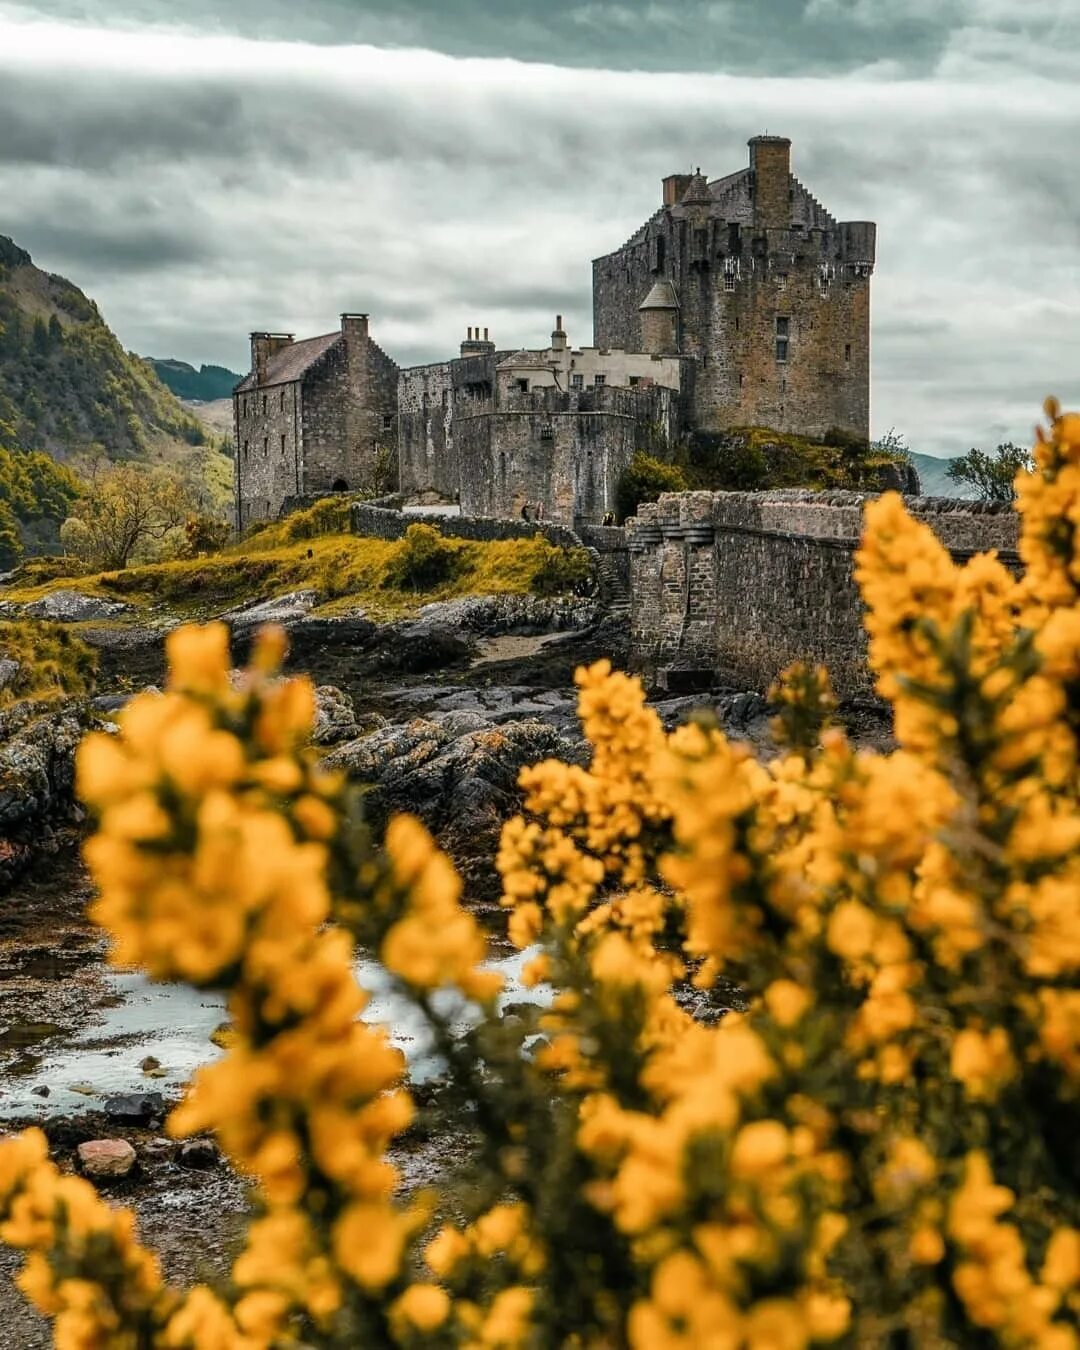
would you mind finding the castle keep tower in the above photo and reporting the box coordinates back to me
[591,135,875,441]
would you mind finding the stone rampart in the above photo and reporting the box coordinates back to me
[351,501,582,550]
[627,490,1020,693]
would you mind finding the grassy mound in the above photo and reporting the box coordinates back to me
[0,620,97,706]
[0,529,593,623]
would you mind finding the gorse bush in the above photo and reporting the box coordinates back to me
[2,402,1080,1347]
[384,523,466,591]
[529,544,594,598]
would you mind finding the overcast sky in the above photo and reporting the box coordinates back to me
[1,0,1077,458]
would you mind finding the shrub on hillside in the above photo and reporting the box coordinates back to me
[383,522,465,591]
[60,463,194,569]
[615,450,687,523]
[3,403,1080,1348]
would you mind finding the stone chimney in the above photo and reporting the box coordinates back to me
[460,325,496,358]
[551,314,568,352]
[748,135,792,232]
[250,332,294,385]
[662,173,693,207]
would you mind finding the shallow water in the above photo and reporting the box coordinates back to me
[0,948,547,1120]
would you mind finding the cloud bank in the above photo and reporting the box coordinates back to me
[1,3,1077,457]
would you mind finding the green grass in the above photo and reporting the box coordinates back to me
[0,620,97,706]
[0,530,589,623]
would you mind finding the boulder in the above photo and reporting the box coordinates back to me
[103,1091,167,1122]
[0,657,20,691]
[221,589,320,628]
[77,1139,137,1179]
[23,590,132,622]
[177,1138,219,1170]
[416,593,601,635]
[0,699,88,879]
[327,714,585,899]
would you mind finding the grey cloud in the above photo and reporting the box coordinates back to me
[1,8,1078,460]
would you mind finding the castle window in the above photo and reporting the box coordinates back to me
[738,373,744,388]
[571,374,584,391]
[243,440,249,460]
[629,376,640,387]
[652,234,666,273]
[280,390,285,412]
[516,378,529,393]
[775,339,789,363]
[262,394,267,414]
[776,316,790,337]
[725,273,736,293]
[280,434,286,457]
[382,414,393,431]
[263,437,269,456]
[776,273,788,291]
[845,343,852,362]
[594,374,606,386]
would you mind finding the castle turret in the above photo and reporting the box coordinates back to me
[748,134,792,232]
[638,281,679,355]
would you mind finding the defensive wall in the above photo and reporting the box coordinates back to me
[626,490,1020,693]
[350,500,581,550]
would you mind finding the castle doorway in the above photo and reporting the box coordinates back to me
[331,478,348,492]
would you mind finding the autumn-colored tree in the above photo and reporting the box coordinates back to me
[60,462,195,569]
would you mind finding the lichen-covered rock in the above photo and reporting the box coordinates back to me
[312,685,360,746]
[416,593,601,635]
[221,589,320,628]
[326,714,586,900]
[22,590,132,622]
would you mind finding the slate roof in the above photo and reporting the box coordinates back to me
[235,331,341,392]
[496,349,553,370]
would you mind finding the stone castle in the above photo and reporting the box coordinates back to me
[233,135,875,530]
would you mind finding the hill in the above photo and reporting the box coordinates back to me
[150,358,241,403]
[0,234,210,462]
[907,450,970,498]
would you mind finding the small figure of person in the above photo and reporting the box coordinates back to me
[602,511,615,527]
[535,500,545,521]
[521,502,531,522]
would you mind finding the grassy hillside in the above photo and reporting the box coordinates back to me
[150,358,241,403]
[0,234,234,520]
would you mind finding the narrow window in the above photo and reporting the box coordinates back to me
[280,390,285,412]
[629,376,640,387]
[262,394,267,414]
[280,433,286,457]
[594,373,606,387]
[382,413,393,431]
[845,343,852,362]
[734,316,739,332]
[724,272,736,293]
[263,436,269,456]
[738,373,744,388]
[776,273,788,291]
[571,374,584,390]
[243,439,249,460]
[776,339,789,363]
[776,316,790,337]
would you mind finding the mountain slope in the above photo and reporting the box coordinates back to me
[0,235,208,461]
[908,450,970,498]
[150,358,241,403]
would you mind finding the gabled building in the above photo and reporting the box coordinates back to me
[233,314,398,527]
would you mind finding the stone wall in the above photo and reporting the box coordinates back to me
[302,334,399,497]
[398,361,456,499]
[234,382,303,529]
[456,384,676,528]
[627,490,1020,693]
[351,501,581,549]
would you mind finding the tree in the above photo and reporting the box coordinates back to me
[615,450,687,523]
[946,442,1033,502]
[60,463,195,569]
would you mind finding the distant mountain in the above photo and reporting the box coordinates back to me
[0,234,208,461]
[150,358,242,403]
[908,450,972,499]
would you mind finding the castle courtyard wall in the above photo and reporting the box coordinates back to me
[627,491,1019,693]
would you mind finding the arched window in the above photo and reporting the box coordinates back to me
[332,478,348,492]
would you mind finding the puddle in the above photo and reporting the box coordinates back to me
[0,949,548,1120]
